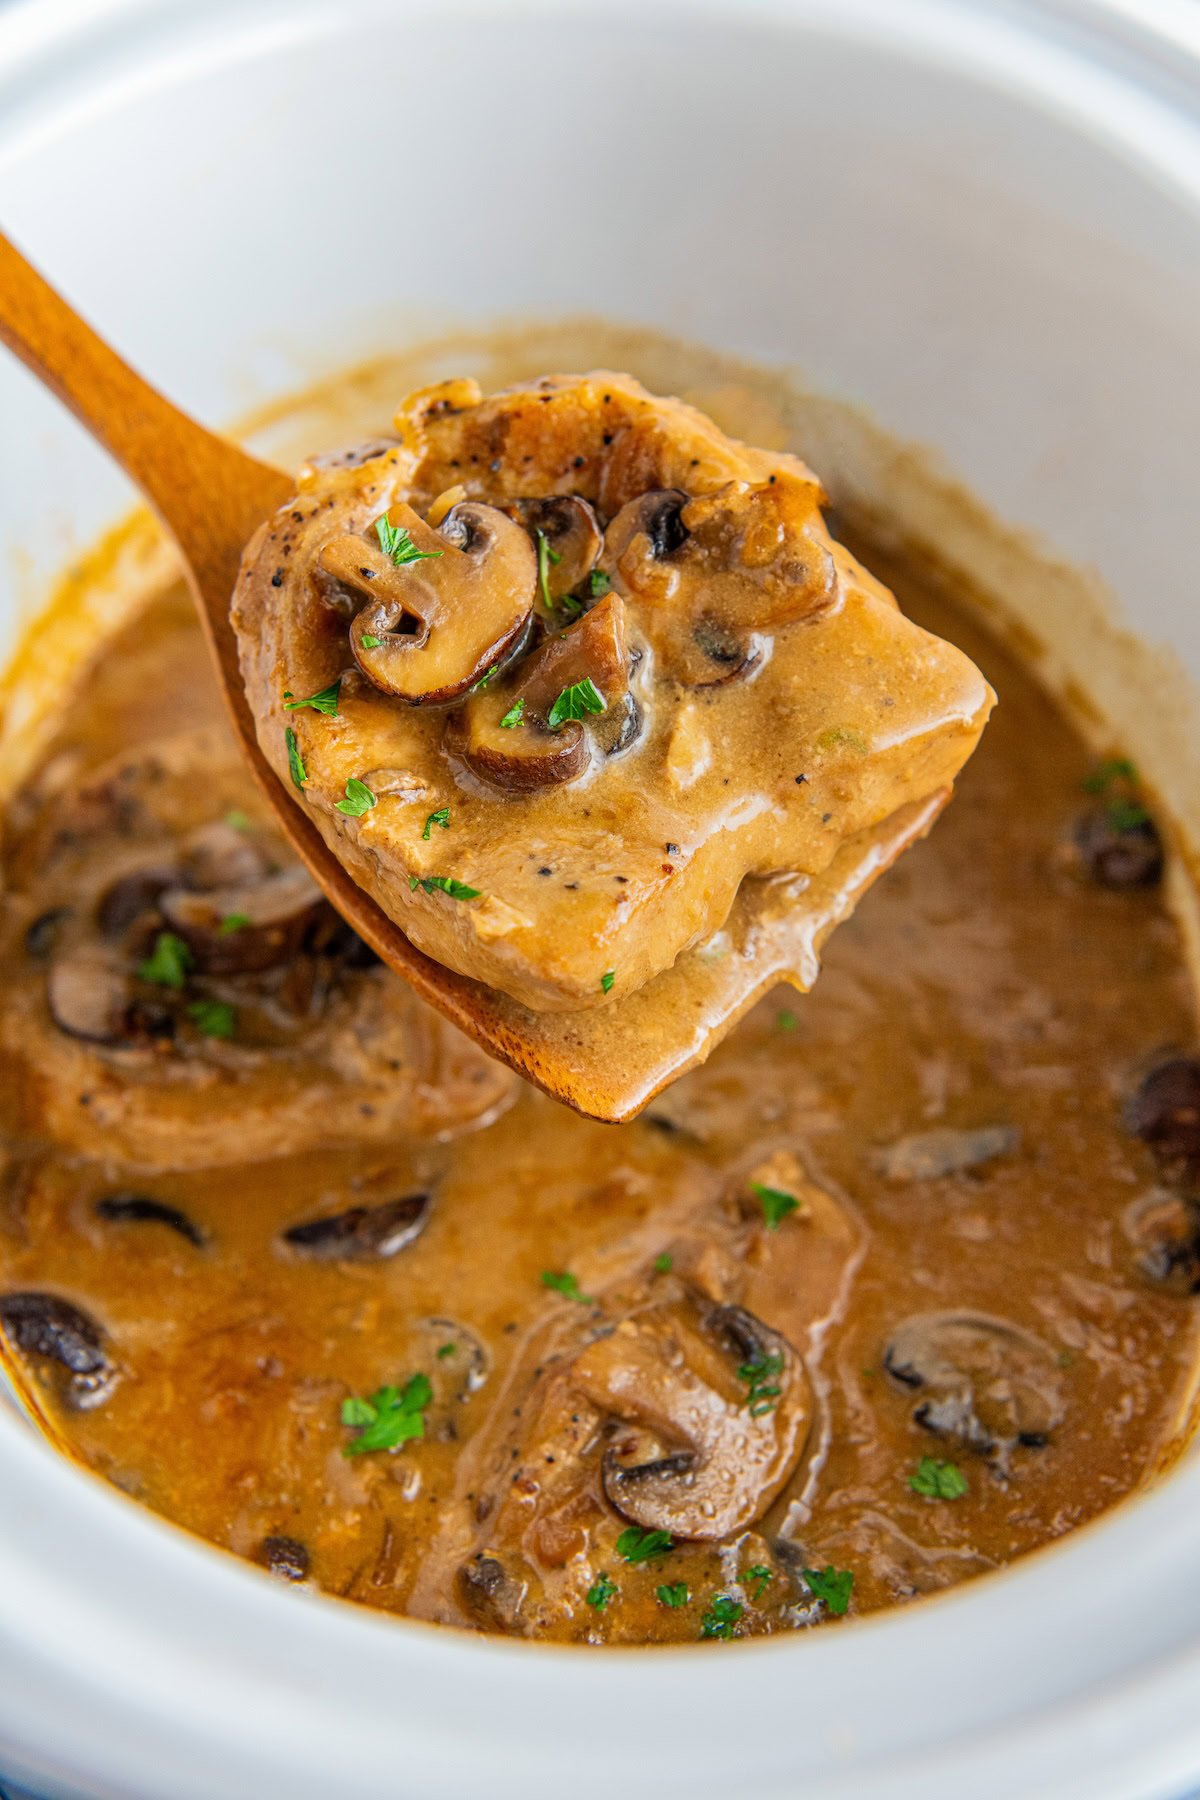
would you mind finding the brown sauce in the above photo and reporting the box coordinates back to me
[1,435,1198,1647]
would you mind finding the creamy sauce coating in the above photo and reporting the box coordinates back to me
[1,529,1197,1644]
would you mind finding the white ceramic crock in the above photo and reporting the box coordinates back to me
[3,2,1200,1796]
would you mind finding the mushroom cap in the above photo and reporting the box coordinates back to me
[883,1310,1065,1461]
[572,1299,811,1540]
[160,864,324,975]
[501,495,603,621]
[324,500,536,705]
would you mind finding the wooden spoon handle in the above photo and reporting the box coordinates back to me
[0,230,290,601]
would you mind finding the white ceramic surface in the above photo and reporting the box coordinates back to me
[2,2,1200,1797]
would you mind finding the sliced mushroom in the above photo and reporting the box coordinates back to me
[1074,808,1163,889]
[883,1311,1064,1466]
[323,500,536,705]
[458,1552,526,1632]
[501,496,602,617]
[605,475,837,685]
[281,1191,431,1260]
[572,1299,810,1540]
[47,946,173,1047]
[95,1192,206,1248]
[96,868,174,939]
[1125,1057,1200,1171]
[0,1291,117,1408]
[255,1534,311,1582]
[1123,1189,1200,1294]
[445,594,631,791]
[179,820,269,891]
[873,1126,1019,1182]
[160,865,324,976]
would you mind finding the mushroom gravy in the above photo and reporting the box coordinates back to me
[1,335,1199,1645]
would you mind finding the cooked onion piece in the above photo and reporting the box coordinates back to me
[234,373,994,1013]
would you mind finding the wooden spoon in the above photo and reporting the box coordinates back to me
[0,232,941,1121]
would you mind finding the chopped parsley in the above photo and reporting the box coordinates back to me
[657,1582,690,1609]
[499,698,526,730]
[137,931,194,990]
[738,1350,785,1417]
[586,1572,618,1612]
[616,1527,674,1565]
[360,635,384,649]
[801,1565,854,1616]
[751,1180,800,1230]
[422,807,451,840]
[285,727,307,789]
[408,874,482,901]
[1083,756,1137,794]
[589,569,612,598]
[219,912,250,935]
[653,1252,673,1275]
[600,969,615,994]
[375,516,443,567]
[224,808,252,832]
[335,778,378,818]
[473,664,498,691]
[700,1595,744,1640]
[909,1456,969,1500]
[283,679,340,717]
[745,1564,773,1602]
[535,528,562,613]
[540,1270,594,1305]
[547,677,606,729]
[776,1009,798,1031]
[341,1373,431,1457]
[1107,798,1150,832]
[436,1343,456,1360]
[186,999,236,1039]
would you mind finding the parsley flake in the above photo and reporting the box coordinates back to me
[499,698,526,730]
[600,969,615,994]
[589,569,612,597]
[375,516,443,567]
[1108,799,1150,832]
[777,1009,798,1031]
[751,1180,800,1230]
[801,1565,854,1615]
[360,635,384,649]
[547,677,605,729]
[186,999,236,1040]
[746,1563,773,1601]
[219,912,250,935]
[700,1594,744,1640]
[341,1373,432,1457]
[909,1456,968,1500]
[284,679,340,717]
[137,931,193,990]
[473,665,498,691]
[335,778,378,818]
[616,1527,674,1565]
[653,1252,673,1275]
[657,1582,690,1609]
[422,807,451,840]
[535,529,562,613]
[540,1270,594,1305]
[409,874,482,901]
[436,1343,456,1360]
[1083,756,1137,794]
[586,1572,618,1612]
[285,727,307,789]
[738,1351,785,1417]
[224,809,252,832]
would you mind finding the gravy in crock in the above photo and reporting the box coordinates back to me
[1,359,1197,1645]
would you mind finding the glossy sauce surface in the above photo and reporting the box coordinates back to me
[0,524,1197,1646]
